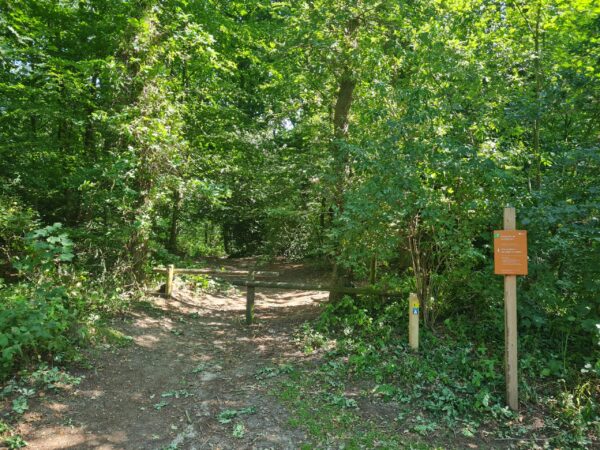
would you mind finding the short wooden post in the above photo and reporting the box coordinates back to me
[166,264,175,298]
[408,292,419,351]
[503,207,519,411]
[246,271,255,325]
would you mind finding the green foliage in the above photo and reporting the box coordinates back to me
[161,389,192,399]
[276,367,427,449]
[296,323,328,354]
[0,224,88,377]
[0,195,38,262]
[11,396,28,415]
[27,364,82,391]
[255,364,294,380]
[4,435,27,449]
[0,1,597,445]
[0,284,80,378]
[159,445,178,450]
[232,422,245,439]
[0,419,27,449]
[153,401,169,411]
[94,327,134,348]
[1,364,82,401]
[0,221,131,379]
[216,406,256,424]
[0,363,81,448]
[12,223,74,277]
[297,295,599,447]
[191,362,209,374]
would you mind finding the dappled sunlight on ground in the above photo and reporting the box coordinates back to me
[43,402,70,413]
[133,333,161,348]
[14,258,326,449]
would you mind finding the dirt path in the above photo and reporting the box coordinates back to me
[16,260,329,449]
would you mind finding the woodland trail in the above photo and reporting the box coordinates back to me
[15,260,329,450]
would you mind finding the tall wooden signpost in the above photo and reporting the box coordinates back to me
[494,207,528,411]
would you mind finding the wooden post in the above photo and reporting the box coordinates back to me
[503,207,519,411]
[408,292,419,351]
[246,271,255,325]
[166,264,175,298]
[369,256,377,285]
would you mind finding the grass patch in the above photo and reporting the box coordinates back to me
[274,366,435,449]
[217,406,256,424]
[94,326,134,347]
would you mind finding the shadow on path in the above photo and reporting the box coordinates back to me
[16,260,329,450]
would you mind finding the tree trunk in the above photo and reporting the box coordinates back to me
[532,3,542,190]
[167,188,181,253]
[127,162,152,282]
[369,256,377,285]
[318,196,327,249]
[223,223,232,255]
[83,73,98,156]
[328,16,360,301]
[329,71,357,301]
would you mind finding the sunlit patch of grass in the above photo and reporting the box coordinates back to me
[273,368,435,449]
[94,326,134,347]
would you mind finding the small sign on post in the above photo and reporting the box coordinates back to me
[494,207,527,411]
[408,293,419,351]
[494,230,528,276]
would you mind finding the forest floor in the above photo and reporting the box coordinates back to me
[10,259,333,450]
[4,259,541,450]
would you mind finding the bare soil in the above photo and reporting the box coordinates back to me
[12,259,330,450]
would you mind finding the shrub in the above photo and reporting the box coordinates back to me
[0,284,83,380]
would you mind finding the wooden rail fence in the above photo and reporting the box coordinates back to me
[152,265,417,349]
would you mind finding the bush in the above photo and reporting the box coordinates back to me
[309,292,599,447]
[0,284,84,380]
[0,223,94,380]
[0,195,38,274]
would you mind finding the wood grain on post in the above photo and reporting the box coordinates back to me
[504,207,519,411]
[408,292,419,351]
[166,264,175,298]
[246,271,255,325]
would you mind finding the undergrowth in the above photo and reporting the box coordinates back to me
[0,363,83,448]
[277,295,599,449]
[0,223,135,381]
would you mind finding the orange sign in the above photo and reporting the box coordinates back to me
[494,230,528,275]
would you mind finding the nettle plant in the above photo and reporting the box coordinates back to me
[0,224,80,378]
[13,223,74,281]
